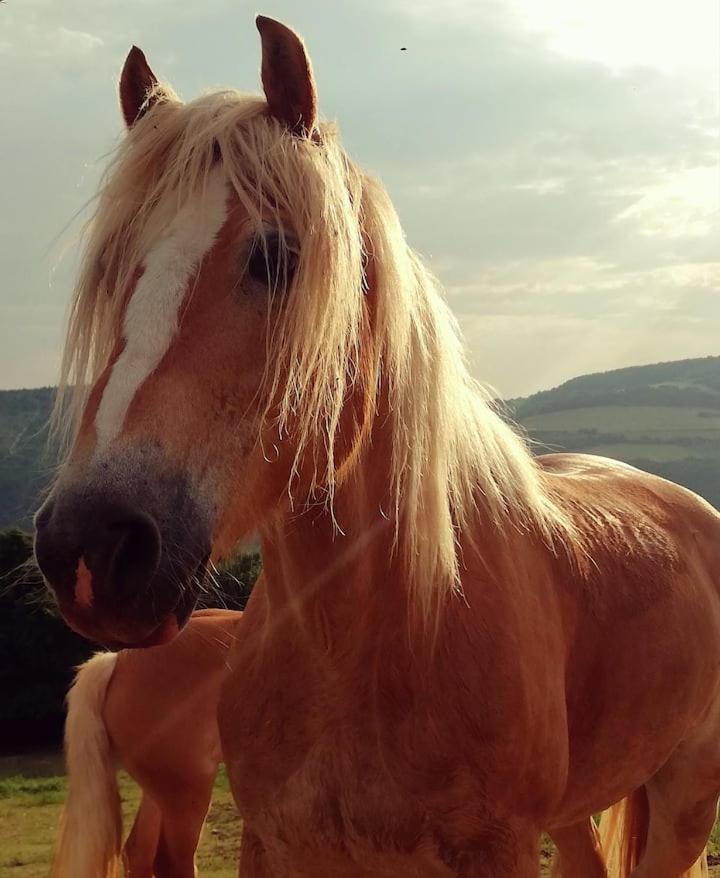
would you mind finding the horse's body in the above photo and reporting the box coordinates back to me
[34,14,718,877]
[219,453,720,877]
[52,609,241,878]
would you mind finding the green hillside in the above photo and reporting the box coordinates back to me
[1,356,720,528]
[511,355,720,511]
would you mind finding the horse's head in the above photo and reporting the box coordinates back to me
[35,17,371,647]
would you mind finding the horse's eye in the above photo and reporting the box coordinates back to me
[246,232,298,292]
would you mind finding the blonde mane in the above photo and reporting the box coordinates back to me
[56,83,579,615]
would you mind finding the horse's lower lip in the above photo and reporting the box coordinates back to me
[59,601,182,650]
[53,558,205,648]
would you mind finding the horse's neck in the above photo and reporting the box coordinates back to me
[258,443,410,642]
[253,401,525,647]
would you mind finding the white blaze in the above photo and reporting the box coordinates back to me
[95,169,229,449]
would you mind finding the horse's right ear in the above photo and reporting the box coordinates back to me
[119,46,159,128]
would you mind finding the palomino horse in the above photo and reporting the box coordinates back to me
[34,13,720,878]
[51,609,241,878]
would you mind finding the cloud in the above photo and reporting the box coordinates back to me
[506,0,719,74]
[0,0,716,396]
[0,4,104,61]
[55,27,104,54]
[614,165,720,239]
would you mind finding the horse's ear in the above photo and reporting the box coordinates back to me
[256,15,318,137]
[119,46,159,129]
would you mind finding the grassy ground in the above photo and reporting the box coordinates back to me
[0,753,240,878]
[0,753,718,876]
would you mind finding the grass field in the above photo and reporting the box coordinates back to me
[0,753,240,878]
[521,405,720,438]
[0,752,718,876]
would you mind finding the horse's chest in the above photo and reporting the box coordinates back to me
[225,667,521,878]
[219,614,561,872]
[264,739,424,845]
[226,680,421,831]
[220,645,464,863]
[230,720,470,877]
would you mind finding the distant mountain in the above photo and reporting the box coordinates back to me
[511,355,720,511]
[1,355,719,528]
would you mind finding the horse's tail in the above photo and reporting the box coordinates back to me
[599,789,709,878]
[51,652,122,878]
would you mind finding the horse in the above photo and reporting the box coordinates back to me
[33,13,720,877]
[51,609,241,878]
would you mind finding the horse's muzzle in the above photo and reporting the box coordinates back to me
[34,459,210,648]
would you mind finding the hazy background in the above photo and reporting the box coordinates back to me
[0,0,717,397]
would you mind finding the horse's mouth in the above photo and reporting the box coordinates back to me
[58,564,203,650]
[101,612,181,651]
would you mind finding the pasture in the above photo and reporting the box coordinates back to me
[1,752,719,876]
[520,404,720,442]
[0,753,239,878]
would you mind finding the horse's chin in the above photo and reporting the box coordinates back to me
[101,613,181,651]
[59,597,195,651]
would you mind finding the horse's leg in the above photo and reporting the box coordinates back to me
[238,829,274,877]
[237,826,542,877]
[504,828,543,878]
[549,818,607,878]
[153,807,209,878]
[631,789,715,878]
[629,786,715,877]
[123,794,162,877]
[512,832,543,878]
[153,781,214,878]
[631,723,720,878]
[445,825,542,877]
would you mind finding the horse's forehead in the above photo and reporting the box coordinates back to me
[138,170,230,247]
[93,167,231,451]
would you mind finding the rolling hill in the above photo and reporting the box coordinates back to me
[511,355,720,510]
[1,355,719,528]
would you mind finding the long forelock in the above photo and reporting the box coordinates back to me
[54,85,364,449]
[55,82,580,618]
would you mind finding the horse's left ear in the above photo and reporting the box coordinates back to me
[256,15,318,137]
[119,46,159,128]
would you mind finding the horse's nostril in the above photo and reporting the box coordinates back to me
[33,475,207,644]
[105,513,162,594]
[35,501,163,608]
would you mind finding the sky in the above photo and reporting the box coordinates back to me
[0,0,718,398]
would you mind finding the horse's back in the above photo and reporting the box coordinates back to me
[541,451,719,520]
[542,450,720,573]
